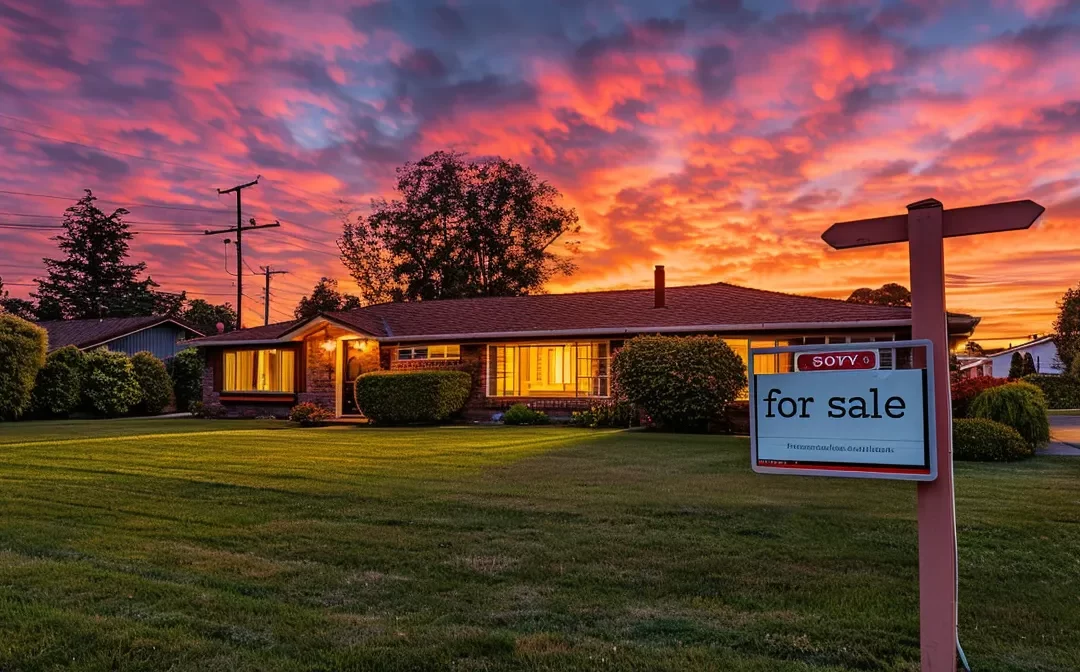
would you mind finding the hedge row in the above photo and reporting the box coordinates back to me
[953,418,1032,462]
[355,370,471,425]
[1022,374,1080,410]
[0,314,47,420]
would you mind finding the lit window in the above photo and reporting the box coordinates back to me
[397,344,461,361]
[222,349,295,392]
[487,343,609,398]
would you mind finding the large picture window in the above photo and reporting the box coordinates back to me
[487,342,609,398]
[223,348,296,393]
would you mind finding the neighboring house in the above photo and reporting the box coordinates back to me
[986,335,1063,378]
[956,356,993,379]
[37,316,204,361]
[186,266,981,419]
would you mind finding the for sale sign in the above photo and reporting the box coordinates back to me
[749,341,937,481]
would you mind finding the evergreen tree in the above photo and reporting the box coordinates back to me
[1053,283,1080,374]
[33,190,164,319]
[1022,352,1037,376]
[1008,352,1024,379]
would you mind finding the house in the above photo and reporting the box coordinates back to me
[986,335,1062,378]
[956,356,993,379]
[37,315,204,361]
[186,266,980,419]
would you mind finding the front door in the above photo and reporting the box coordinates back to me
[342,347,364,415]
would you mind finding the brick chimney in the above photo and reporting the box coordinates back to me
[654,265,665,308]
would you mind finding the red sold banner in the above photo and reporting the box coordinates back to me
[795,350,878,372]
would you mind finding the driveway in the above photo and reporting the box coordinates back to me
[1044,415,1080,456]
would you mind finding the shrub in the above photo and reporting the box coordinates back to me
[968,381,1050,449]
[355,370,472,425]
[950,376,1008,418]
[0,314,47,420]
[1022,373,1080,410]
[290,402,333,427]
[190,401,227,419]
[82,349,142,417]
[130,351,174,415]
[30,345,86,418]
[502,403,550,425]
[571,399,635,428]
[168,348,204,413]
[611,335,746,431]
[953,418,1032,462]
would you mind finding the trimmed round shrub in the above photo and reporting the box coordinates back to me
[355,370,472,425]
[953,418,1032,461]
[1022,373,1080,410]
[950,376,1008,418]
[0,314,47,420]
[968,381,1050,449]
[290,402,333,427]
[167,348,204,413]
[31,345,86,418]
[502,403,550,425]
[611,335,746,431]
[82,349,142,417]
[130,351,173,415]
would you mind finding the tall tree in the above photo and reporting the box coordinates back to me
[339,151,580,304]
[963,341,984,356]
[181,299,238,335]
[1053,283,1080,374]
[1008,352,1024,379]
[33,190,166,319]
[294,277,362,320]
[0,278,37,321]
[1022,352,1037,376]
[846,283,911,307]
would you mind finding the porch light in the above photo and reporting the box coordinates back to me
[321,340,337,353]
[351,340,367,351]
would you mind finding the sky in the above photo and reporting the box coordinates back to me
[0,0,1078,344]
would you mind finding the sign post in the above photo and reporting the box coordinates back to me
[820,198,1044,671]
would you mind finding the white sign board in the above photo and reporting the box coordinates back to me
[749,340,937,481]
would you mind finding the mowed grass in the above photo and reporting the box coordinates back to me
[0,421,1078,671]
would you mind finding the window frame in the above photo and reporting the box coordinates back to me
[219,345,300,395]
[485,341,611,399]
[395,344,462,362]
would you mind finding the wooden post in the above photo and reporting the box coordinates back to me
[907,199,956,671]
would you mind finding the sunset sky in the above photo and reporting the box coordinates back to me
[0,0,1078,344]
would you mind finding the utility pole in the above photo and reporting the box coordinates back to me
[260,265,288,326]
[204,177,279,328]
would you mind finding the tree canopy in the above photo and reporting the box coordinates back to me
[1053,283,1080,373]
[181,299,238,335]
[32,190,168,320]
[846,283,911,307]
[339,151,580,304]
[294,277,362,320]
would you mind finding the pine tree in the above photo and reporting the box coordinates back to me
[1022,352,1037,376]
[33,190,162,319]
[1008,352,1024,379]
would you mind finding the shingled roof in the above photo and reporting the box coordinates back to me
[37,316,203,351]
[186,281,980,345]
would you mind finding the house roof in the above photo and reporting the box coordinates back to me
[37,315,204,352]
[986,335,1055,360]
[186,280,981,346]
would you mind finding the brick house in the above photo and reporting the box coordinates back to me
[186,267,979,419]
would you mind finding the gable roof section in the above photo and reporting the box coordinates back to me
[178,319,305,346]
[37,316,204,351]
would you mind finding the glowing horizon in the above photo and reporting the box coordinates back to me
[0,0,1077,346]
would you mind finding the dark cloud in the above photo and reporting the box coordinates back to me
[397,48,451,80]
[695,45,735,100]
[871,160,916,180]
[432,4,468,37]
[573,18,686,77]
[39,144,130,181]
[78,72,174,105]
[0,0,69,38]
[149,0,225,38]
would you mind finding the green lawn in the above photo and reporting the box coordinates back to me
[0,420,1078,671]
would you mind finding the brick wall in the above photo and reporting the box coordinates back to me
[298,333,336,410]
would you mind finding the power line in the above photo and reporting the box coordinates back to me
[0,188,230,214]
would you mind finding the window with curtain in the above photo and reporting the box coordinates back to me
[222,348,296,392]
[487,343,609,397]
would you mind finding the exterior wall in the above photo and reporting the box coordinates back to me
[989,340,1062,377]
[105,325,196,360]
